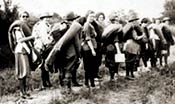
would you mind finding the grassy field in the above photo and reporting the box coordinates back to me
[0,63,85,97]
[47,67,175,104]
[2,64,175,104]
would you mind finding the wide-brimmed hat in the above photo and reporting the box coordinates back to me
[141,18,151,24]
[163,17,170,22]
[108,11,118,21]
[128,15,139,22]
[40,12,52,19]
[64,11,80,21]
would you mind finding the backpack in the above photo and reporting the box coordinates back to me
[51,22,70,43]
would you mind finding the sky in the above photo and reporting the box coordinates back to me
[12,0,165,18]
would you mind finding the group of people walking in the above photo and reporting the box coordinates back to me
[8,10,174,99]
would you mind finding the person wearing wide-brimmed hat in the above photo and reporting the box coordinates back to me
[45,11,84,91]
[107,11,119,25]
[139,18,151,68]
[39,12,52,20]
[128,15,139,22]
[101,11,123,81]
[123,15,144,80]
[32,12,54,54]
[63,11,80,21]
[162,17,170,22]
[159,17,174,67]
[32,12,54,89]
[146,17,167,68]
[54,11,82,87]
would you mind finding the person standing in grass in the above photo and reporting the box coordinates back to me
[159,17,174,67]
[45,11,84,92]
[8,11,34,99]
[91,12,105,79]
[102,12,123,81]
[147,18,166,68]
[31,12,54,89]
[47,11,83,87]
[81,10,98,87]
[140,18,150,69]
[123,15,144,80]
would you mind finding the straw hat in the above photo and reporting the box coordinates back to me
[64,11,80,21]
[141,18,151,24]
[40,12,52,19]
[163,17,170,22]
[128,15,139,22]
[108,11,118,21]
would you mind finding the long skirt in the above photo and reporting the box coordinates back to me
[82,50,97,78]
[15,53,30,79]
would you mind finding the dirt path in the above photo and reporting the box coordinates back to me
[0,88,61,104]
[0,69,148,104]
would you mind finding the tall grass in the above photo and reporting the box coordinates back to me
[0,62,85,97]
[49,61,175,104]
[0,67,61,96]
[2,58,175,104]
[0,67,18,96]
[135,62,175,104]
[49,79,129,104]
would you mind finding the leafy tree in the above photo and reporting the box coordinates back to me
[163,0,175,24]
[0,0,19,68]
[0,0,18,45]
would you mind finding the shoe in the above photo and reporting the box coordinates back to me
[60,82,64,87]
[24,93,30,97]
[110,78,115,82]
[43,83,49,87]
[91,84,95,87]
[131,75,135,78]
[39,86,46,91]
[85,83,90,88]
[24,93,32,99]
[20,94,27,99]
[130,77,135,80]
[45,63,53,73]
[125,76,134,80]
[95,75,102,79]
[20,93,32,99]
[47,84,53,88]
[72,82,82,87]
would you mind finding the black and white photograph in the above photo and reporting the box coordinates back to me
[1,0,175,104]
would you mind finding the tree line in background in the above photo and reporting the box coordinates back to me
[0,0,173,68]
[0,0,18,68]
[163,0,175,24]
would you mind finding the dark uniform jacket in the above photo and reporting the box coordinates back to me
[123,23,143,54]
[161,24,174,45]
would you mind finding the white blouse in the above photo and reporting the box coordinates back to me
[14,27,30,54]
